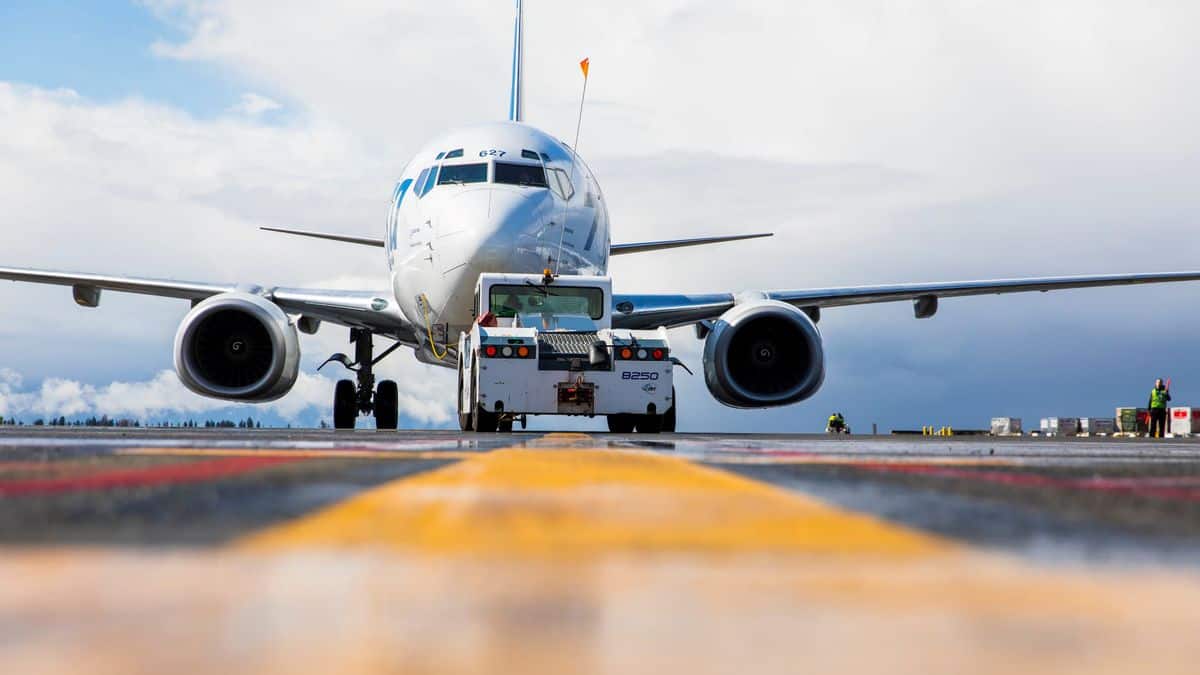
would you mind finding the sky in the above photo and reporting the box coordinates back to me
[1,0,1199,432]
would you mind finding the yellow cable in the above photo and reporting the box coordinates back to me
[419,293,450,361]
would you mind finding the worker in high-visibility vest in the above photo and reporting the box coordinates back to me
[1148,379,1172,438]
[826,412,847,434]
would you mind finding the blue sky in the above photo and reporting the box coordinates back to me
[0,2,244,116]
[2,1,1199,431]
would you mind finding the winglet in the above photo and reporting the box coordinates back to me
[508,0,525,122]
[610,233,774,256]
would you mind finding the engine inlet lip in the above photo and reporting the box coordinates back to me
[177,296,288,399]
[706,301,825,408]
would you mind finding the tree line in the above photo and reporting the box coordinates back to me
[0,416,269,428]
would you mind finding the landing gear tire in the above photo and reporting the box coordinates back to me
[469,355,498,432]
[457,355,473,431]
[661,387,677,433]
[473,405,499,433]
[607,414,636,433]
[374,380,399,430]
[635,414,664,434]
[333,379,356,430]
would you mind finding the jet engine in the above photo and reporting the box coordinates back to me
[702,300,825,408]
[174,292,300,402]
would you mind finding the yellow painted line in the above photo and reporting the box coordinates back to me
[525,431,596,447]
[117,448,478,460]
[236,441,955,557]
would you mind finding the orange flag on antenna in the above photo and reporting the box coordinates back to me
[580,58,590,78]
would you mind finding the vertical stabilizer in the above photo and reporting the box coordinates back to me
[509,0,524,122]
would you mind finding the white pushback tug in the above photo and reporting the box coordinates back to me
[459,271,675,433]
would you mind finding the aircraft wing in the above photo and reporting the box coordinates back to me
[611,270,1200,329]
[0,265,419,343]
[610,233,772,255]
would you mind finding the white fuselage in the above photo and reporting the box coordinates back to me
[385,121,610,351]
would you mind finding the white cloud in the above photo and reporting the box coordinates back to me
[228,92,282,117]
[141,1,1200,176]
[0,366,452,425]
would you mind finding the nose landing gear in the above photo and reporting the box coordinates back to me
[322,328,402,430]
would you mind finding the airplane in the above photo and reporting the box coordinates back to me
[3,0,1200,432]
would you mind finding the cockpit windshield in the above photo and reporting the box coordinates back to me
[494,162,547,188]
[489,284,604,320]
[438,163,488,185]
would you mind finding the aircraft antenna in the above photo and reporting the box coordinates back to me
[555,57,590,275]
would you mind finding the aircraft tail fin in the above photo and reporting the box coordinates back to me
[509,0,524,122]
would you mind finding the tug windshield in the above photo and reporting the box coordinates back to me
[489,284,604,320]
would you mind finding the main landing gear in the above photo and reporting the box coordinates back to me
[320,328,402,430]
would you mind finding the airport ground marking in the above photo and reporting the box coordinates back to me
[694,452,1022,468]
[695,448,1200,502]
[0,455,299,496]
[844,461,1200,502]
[116,447,480,461]
[236,437,956,557]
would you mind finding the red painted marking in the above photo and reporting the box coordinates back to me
[851,462,1200,503]
[0,456,299,496]
[749,448,1200,503]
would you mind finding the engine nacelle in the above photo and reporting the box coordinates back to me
[174,292,300,402]
[702,300,825,408]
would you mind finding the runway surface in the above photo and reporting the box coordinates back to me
[4,428,1200,674]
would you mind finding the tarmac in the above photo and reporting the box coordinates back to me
[4,427,1200,674]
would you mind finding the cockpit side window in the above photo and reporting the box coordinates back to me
[495,162,547,188]
[414,168,430,197]
[438,163,488,185]
[547,168,575,200]
[417,166,439,197]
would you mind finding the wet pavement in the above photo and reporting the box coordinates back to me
[3,428,1200,674]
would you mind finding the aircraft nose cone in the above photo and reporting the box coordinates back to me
[436,187,552,272]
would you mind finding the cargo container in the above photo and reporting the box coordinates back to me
[1116,407,1149,434]
[1170,407,1200,436]
[1079,418,1115,435]
[990,417,1022,435]
[1044,417,1078,436]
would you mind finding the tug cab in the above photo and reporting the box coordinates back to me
[457,273,675,433]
